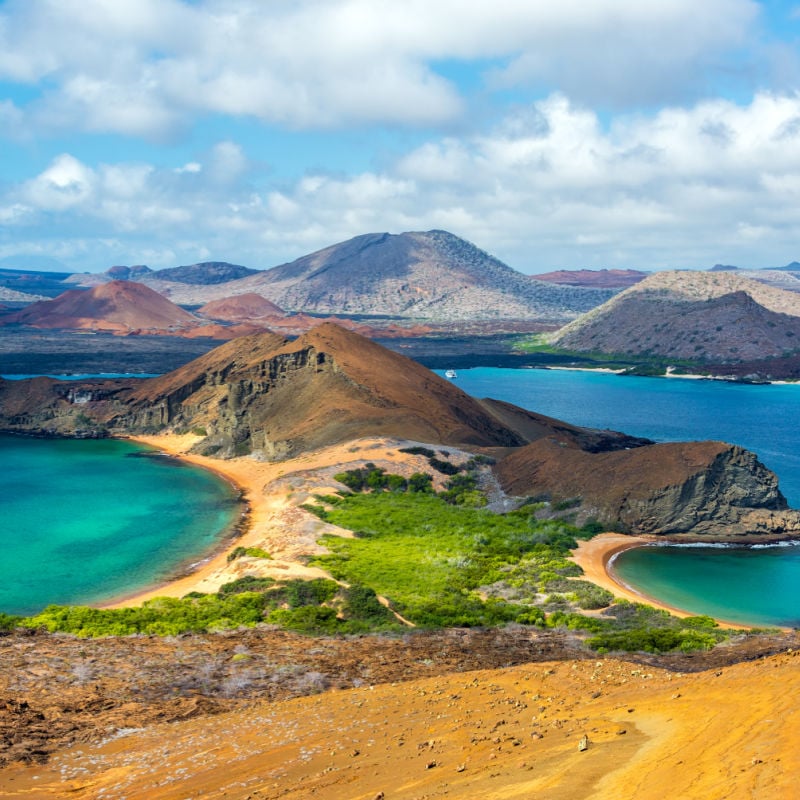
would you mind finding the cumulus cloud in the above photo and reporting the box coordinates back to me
[0,0,760,137]
[3,90,800,272]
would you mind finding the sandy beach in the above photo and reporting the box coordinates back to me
[106,433,468,607]
[107,434,752,629]
[570,533,755,628]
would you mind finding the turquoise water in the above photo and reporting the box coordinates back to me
[611,543,800,627]
[0,435,240,615]
[443,368,800,626]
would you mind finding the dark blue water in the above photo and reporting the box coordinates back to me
[441,368,800,505]
[442,368,800,625]
[1,373,159,380]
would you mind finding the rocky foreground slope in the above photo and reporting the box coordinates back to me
[0,323,798,539]
[1,628,798,799]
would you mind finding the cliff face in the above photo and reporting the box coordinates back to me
[495,436,800,538]
[0,324,526,457]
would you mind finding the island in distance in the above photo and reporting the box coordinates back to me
[3,228,800,379]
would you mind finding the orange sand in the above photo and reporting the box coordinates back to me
[106,434,467,606]
[3,651,798,799]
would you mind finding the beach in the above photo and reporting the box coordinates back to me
[109,434,737,627]
[570,533,757,629]
[107,434,467,607]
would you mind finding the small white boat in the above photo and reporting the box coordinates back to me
[445,369,457,379]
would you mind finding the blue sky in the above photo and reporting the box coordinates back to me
[2,0,800,274]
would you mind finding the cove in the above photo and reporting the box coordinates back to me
[612,544,800,627]
[0,435,241,615]
[443,367,800,626]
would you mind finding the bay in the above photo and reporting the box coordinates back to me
[0,435,240,615]
[442,367,800,626]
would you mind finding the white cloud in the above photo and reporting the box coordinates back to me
[5,90,800,272]
[0,0,759,137]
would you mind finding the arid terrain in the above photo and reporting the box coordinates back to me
[1,324,799,798]
[1,628,797,799]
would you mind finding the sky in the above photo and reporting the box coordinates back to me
[2,0,800,274]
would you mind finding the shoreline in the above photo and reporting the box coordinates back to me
[570,533,777,630]
[105,435,779,630]
[103,433,335,608]
[102,434,461,608]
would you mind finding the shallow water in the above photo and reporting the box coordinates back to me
[612,543,800,627]
[0,435,240,615]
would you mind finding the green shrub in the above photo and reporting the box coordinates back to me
[0,612,22,631]
[217,576,276,596]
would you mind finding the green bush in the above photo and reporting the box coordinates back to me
[0,612,22,631]
[217,576,276,596]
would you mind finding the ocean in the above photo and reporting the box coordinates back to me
[0,435,240,615]
[443,367,800,626]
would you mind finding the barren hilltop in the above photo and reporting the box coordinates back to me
[549,270,800,370]
[95,230,617,321]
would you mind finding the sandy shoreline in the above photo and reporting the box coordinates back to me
[103,434,754,629]
[570,533,758,629]
[103,434,464,608]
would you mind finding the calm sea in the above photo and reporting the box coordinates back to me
[443,367,800,626]
[0,435,240,615]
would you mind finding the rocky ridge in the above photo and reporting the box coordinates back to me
[496,436,800,538]
[135,230,617,321]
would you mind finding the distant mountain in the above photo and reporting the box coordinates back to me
[152,261,259,285]
[106,265,153,280]
[198,293,285,322]
[710,264,739,271]
[775,261,800,272]
[0,268,76,298]
[0,286,47,303]
[550,270,800,363]
[138,231,617,321]
[529,268,648,288]
[3,280,201,334]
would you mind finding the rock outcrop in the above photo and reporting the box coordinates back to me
[495,436,800,539]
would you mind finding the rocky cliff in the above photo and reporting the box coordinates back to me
[495,436,800,539]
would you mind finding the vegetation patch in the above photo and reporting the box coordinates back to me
[8,478,743,653]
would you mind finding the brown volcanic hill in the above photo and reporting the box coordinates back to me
[137,230,616,322]
[2,280,200,334]
[494,435,799,538]
[117,322,528,457]
[550,270,800,363]
[530,268,648,288]
[198,293,285,321]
